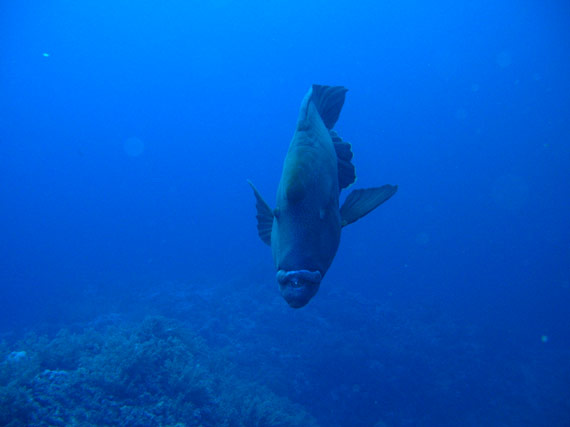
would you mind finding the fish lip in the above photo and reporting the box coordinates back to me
[276,269,322,308]
[276,269,322,287]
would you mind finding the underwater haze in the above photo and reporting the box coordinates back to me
[1,0,569,425]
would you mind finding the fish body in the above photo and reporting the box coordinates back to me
[249,85,397,308]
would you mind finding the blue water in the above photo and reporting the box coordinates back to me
[1,1,569,425]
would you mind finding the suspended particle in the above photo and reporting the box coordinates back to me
[124,137,145,157]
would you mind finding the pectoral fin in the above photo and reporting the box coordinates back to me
[247,180,273,246]
[340,185,398,227]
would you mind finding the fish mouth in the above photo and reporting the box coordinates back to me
[276,269,322,308]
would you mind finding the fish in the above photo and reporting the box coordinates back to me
[248,84,397,308]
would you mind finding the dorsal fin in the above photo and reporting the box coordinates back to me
[311,85,348,129]
[247,180,273,246]
[330,130,356,190]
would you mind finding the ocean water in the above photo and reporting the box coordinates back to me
[1,1,569,425]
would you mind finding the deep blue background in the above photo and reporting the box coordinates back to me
[1,0,569,424]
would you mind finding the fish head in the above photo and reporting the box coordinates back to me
[276,269,322,308]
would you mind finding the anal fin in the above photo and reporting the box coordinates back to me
[247,180,274,246]
[340,185,398,227]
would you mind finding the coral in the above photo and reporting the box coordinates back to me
[0,316,318,427]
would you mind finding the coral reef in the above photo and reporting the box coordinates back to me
[2,275,569,426]
[0,316,317,427]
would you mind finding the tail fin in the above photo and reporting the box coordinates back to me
[311,85,348,129]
